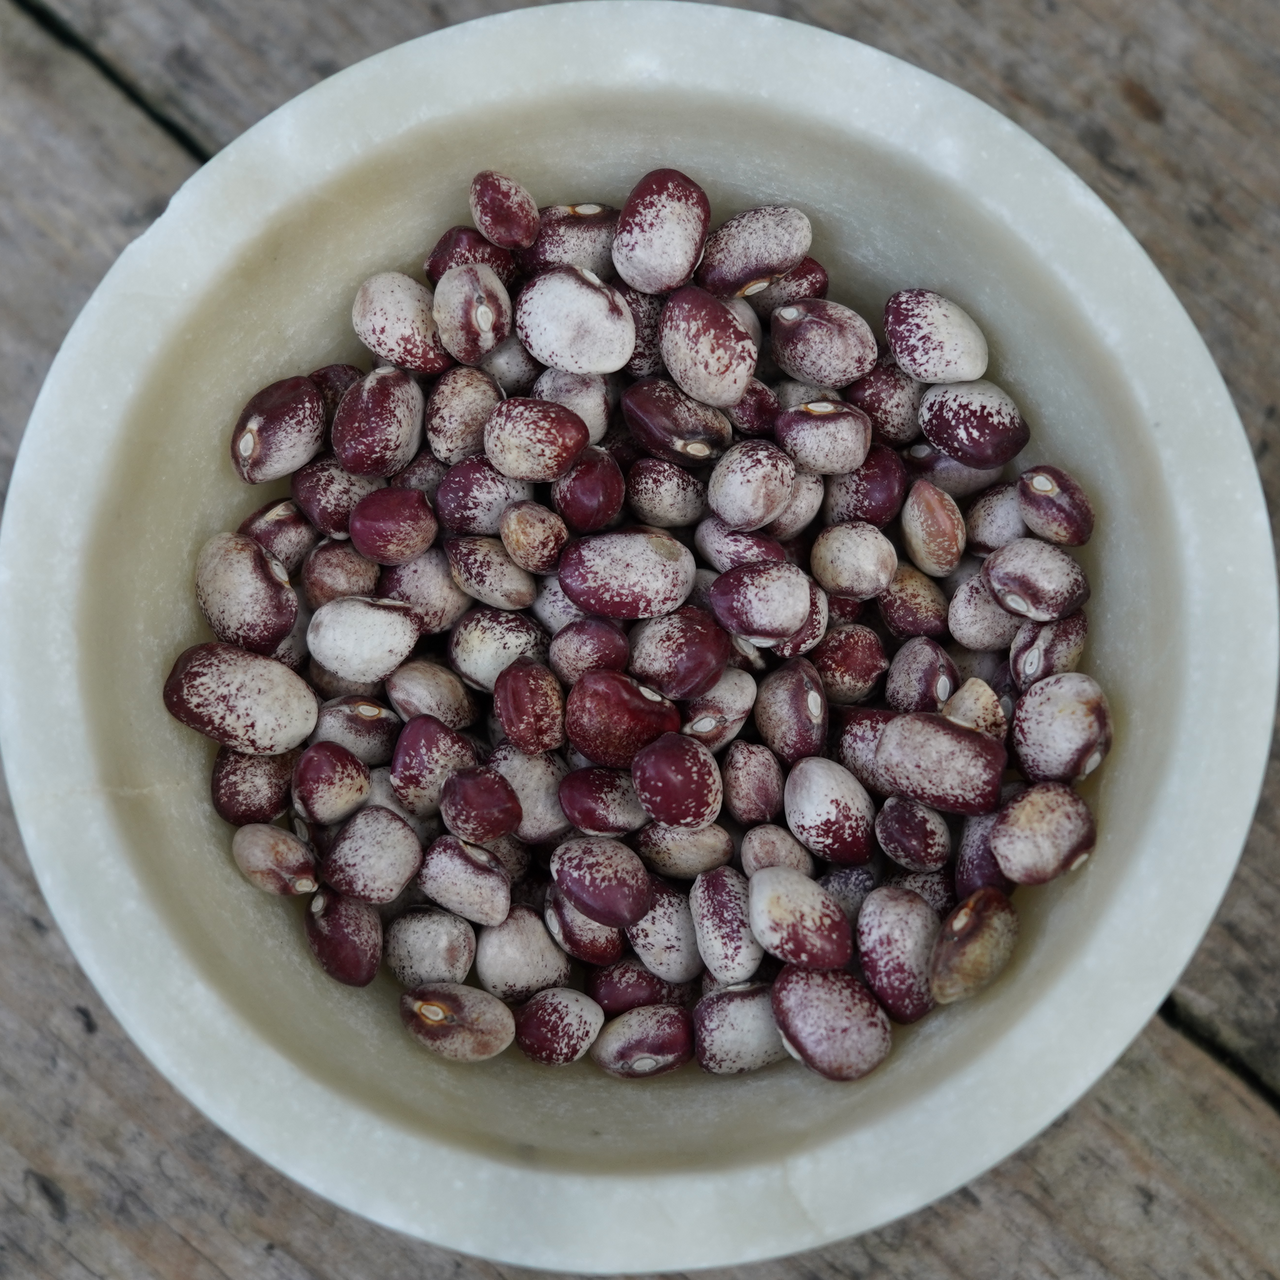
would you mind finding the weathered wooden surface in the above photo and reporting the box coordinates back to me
[2,0,1279,1273]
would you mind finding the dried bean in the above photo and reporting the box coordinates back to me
[515,266,635,375]
[548,617,629,686]
[620,285,665,378]
[942,677,1008,741]
[770,966,892,1080]
[817,863,878,920]
[390,714,478,817]
[484,397,589,481]
[874,712,1006,815]
[469,170,540,250]
[784,756,875,865]
[883,289,988,383]
[519,203,619,279]
[307,596,417,684]
[810,521,897,599]
[693,983,788,1074]
[622,377,733,467]
[306,888,382,986]
[856,885,940,1023]
[291,454,384,539]
[660,285,757,407]
[965,483,1026,555]
[632,733,723,830]
[311,696,400,766]
[303,539,379,611]
[533,368,611,444]
[499,501,569,574]
[628,608,730,700]
[919,380,1030,469]
[440,766,523,843]
[1012,671,1112,782]
[748,866,853,969]
[195,533,297,655]
[771,299,877,387]
[807,624,886,707]
[742,824,815,878]
[901,480,966,577]
[475,905,570,1002]
[590,1004,694,1078]
[774,401,872,475]
[989,782,1095,883]
[1017,464,1095,545]
[423,365,502,465]
[324,805,423,903]
[680,666,758,752]
[558,767,647,836]
[930,887,1019,1003]
[635,822,734,879]
[877,563,948,640]
[708,560,811,642]
[586,956,693,1015]
[691,866,762,983]
[626,457,709,528]
[230,376,326,484]
[447,607,548,692]
[834,706,899,798]
[612,168,710,294]
[211,746,300,825]
[432,263,512,365]
[845,355,923,445]
[902,441,1003,499]
[418,835,511,925]
[982,537,1090,622]
[531,575,587,635]
[954,810,1015,900]
[764,471,825,541]
[385,908,475,987]
[333,367,425,478]
[444,536,536,611]
[721,741,784,825]
[885,636,960,713]
[376,550,471,639]
[486,742,571,845]
[238,499,319,574]
[626,876,702,982]
[400,983,515,1061]
[478,332,544,396]
[707,440,796,531]
[544,881,626,965]
[515,988,605,1064]
[348,487,437,567]
[493,658,565,754]
[231,825,318,895]
[745,255,828,317]
[307,658,381,701]
[1010,611,1088,691]
[565,669,680,767]
[551,445,625,532]
[875,795,951,872]
[426,225,518,289]
[558,528,696,619]
[551,836,652,927]
[755,657,828,765]
[693,516,785,573]
[948,572,1024,651]
[385,658,476,728]
[725,378,781,437]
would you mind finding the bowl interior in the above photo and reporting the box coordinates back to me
[77,85,1175,1172]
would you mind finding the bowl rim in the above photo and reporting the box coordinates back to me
[1,1,1276,1270]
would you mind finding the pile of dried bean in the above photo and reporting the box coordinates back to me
[163,167,1111,1081]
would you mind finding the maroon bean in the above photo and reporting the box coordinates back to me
[302,539,378,610]
[418,834,511,926]
[690,865,762,983]
[745,255,828,317]
[211,745,300,825]
[400,983,515,1061]
[486,742,571,845]
[551,445,625,533]
[774,401,872,476]
[478,332,544,396]
[306,658,381,701]
[918,380,1030,469]
[834,706,900,798]
[306,888,382,986]
[784,756,875,864]
[622,378,733,467]
[806,624,885,707]
[902,440,1003,499]
[680,666,758,752]
[990,782,1095,883]
[1010,611,1088,691]
[635,822,734,879]
[332,367,425,479]
[447,607,548,692]
[422,365,502,465]
[857,885,940,1024]
[877,563,948,641]
[626,456,709,529]
[707,560,810,642]
[749,867,853,969]
[533,368,610,444]
[425,225,519,289]
[720,741,783,825]
[954,810,1015,900]
[770,966,891,1080]
[469,170,540,250]
[590,1004,694,1078]
[543,880,626,965]
[771,299,877,388]
[628,608,730,701]
[518,203,620,280]
[377,548,472,635]
[551,836,652,927]
[435,455,534,535]
[612,168,710,294]
[810,521,897,599]
[741,825,815,878]
[439,766,523,844]
[497,501,568,574]
[564,669,680,767]
[492,658,564,755]
[965,482,1027,555]
[948,572,1024,652]
[1012,671,1112,782]
[885,636,960,713]
[930,887,1019,1003]
[695,205,811,298]
[693,516,786,573]
[484,396,589,482]
[238,499,319,575]
[817,863,878,920]
[827,595,866,625]
[310,696,400,766]
[307,596,417,684]
[291,454,384,539]
[324,805,423,903]
[474,905,570,1002]
[659,285,757,407]
[347,487,437,567]
[515,988,605,1065]
[308,363,364,423]
[558,767,646,837]
[725,378,780,438]
[1017,464,1095,546]
[619,284,665,378]
[632,733,723,830]
[756,657,828,765]
[548,617,629,686]
[874,712,1006,815]
[586,956,692,1015]
[385,908,475,987]
[883,289,988,384]
[164,643,318,754]
[845,355,923,446]
[292,740,370,825]
[875,795,951,872]
[431,263,512,366]
[515,266,635,375]
[901,479,966,577]
[982,538,1090,622]
[231,824,318,895]
[558,528,695,619]
[390,714,478,817]
[194,533,297,655]
[693,983,788,1074]
[942,677,1008,742]
[626,876,703,982]
[230,376,326,484]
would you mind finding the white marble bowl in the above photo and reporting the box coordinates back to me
[0,2,1274,1271]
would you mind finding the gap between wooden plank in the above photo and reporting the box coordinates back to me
[1159,998,1280,1117]
[6,0,210,161]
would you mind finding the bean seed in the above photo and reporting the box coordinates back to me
[384,658,476,728]
[447,607,548,692]
[874,712,1006,815]
[741,825,814,878]
[693,983,788,1074]
[805,624,885,707]
[558,528,696,620]
[400,982,515,1061]
[544,881,626,965]
[720,741,784,825]
[810,521,897,599]
[919,379,1030,470]
[764,471,825,542]
[302,539,378,611]
[308,364,364,423]
[770,965,891,1080]
[418,835,511,926]
[485,742,571,844]
[693,516,786,573]
[389,714,478,817]
[784,756,875,865]
[551,446,625,533]
[515,987,606,1065]
[474,905,570,1002]
[492,657,565,755]
[590,1004,695,1078]
[755,657,828,765]
[530,574,587,636]
[519,203,620,279]
[442,536,535,611]
[478,332,544,396]
[635,822,734,879]
[533,369,611,444]
[558,767,647,837]
[883,289,988,383]
[469,170,540,250]
[725,378,781,438]
[619,284,665,378]
[440,766,523,844]
[310,696,400,766]
[874,795,951,872]
[231,824,317,895]
[348,487,438,567]
[238,500,319,580]
[515,265,635,374]
[707,440,797,531]
[385,908,475,987]
[551,836,652,927]
[564,668,679,768]
[748,866,853,969]
[690,866,762,983]
[230,376,326,484]
[1012,671,1112,783]
[659,285,757,407]
[942,677,1008,742]
[885,636,960,713]
[324,804,424,904]
[377,548,472,635]
[834,705,900,797]
[775,401,872,475]
[612,168,710,294]
[548,617,629,687]
[426,225,519,289]
[332,366,425,478]
[902,441,1003,499]
[307,596,417,684]
[630,732,722,830]
[877,563,948,641]
[744,255,828,317]
[981,537,1090,622]
[495,501,566,574]
[306,888,382,986]
[431,263,512,366]
[194,532,297,655]
[484,396,590,482]
[628,608,731,701]
[990,782,1095,884]
[422,366,501,465]
[845,354,923,445]
[771,299,877,388]
[680,666,758,752]
[626,876,703,983]
[948,572,1024,651]
[965,482,1027,556]
[901,479,967,578]
[1010,611,1088,691]
[954,809,1015,900]
[1017,464,1095,546]
[586,955,693,1015]
[211,745,300,825]
[708,560,811,642]
[164,643,318,754]
[626,457,709,529]
[857,885,940,1024]
[930,887,1019,1003]
[817,863,878,920]
[291,454,384,539]
[622,377,733,467]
